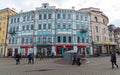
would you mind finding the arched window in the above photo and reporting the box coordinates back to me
[103,19,105,24]
[94,17,98,22]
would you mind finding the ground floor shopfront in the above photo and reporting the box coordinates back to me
[5,44,93,57]
[93,42,116,55]
[5,45,20,56]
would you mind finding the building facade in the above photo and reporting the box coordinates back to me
[114,27,120,51]
[6,3,92,57]
[81,7,113,55]
[0,8,16,56]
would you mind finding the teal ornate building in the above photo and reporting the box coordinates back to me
[6,3,93,56]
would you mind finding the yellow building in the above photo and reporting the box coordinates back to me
[0,8,16,57]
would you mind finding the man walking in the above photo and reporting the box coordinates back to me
[111,52,118,69]
[72,53,77,65]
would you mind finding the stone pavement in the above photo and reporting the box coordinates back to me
[0,56,120,75]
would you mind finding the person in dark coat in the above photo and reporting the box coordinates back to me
[28,53,32,64]
[76,52,81,66]
[15,53,21,65]
[72,53,77,65]
[111,52,118,69]
[31,52,34,64]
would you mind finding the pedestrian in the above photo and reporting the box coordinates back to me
[76,52,81,66]
[72,53,77,65]
[31,52,34,64]
[110,52,118,69]
[47,51,50,58]
[51,52,54,58]
[28,53,32,64]
[15,53,21,65]
[39,52,42,60]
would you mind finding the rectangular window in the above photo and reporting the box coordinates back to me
[14,18,16,23]
[68,14,71,19]
[58,36,60,42]
[48,23,51,29]
[57,23,60,29]
[23,16,26,21]
[11,19,13,23]
[63,14,66,19]
[69,36,71,43]
[15,39,17,44]
[39,14,42,20]
[68,24,71,29]
[82,37,84,43]
[43,24,46,29]
[48,37,51,43]
[38,37,41,42]
[43,37,46,43]
[27,25,29,30]
[96,36,99,41]
[27,16,30,21]
[76,14,79,20]
[31,25,34,30]
[22,38,24,43]
[44,14,46,19]
[57,13,60,19]
[85,16,88,21]
[17,26,19,32]
[31,15,34,20]
[17,18,19,22]
[26,38,28,44]
[77,37,80,42]
[12,38,14,44]
[81,16,83,21]
[22,26,25,31]
[63,23,66,29]
[48,14,51,19]
[13,27,15,31]
[38,24,42,29]
[63,36,66,42]
[96,26,98,32]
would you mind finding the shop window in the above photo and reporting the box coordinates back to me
[58,48,62,55]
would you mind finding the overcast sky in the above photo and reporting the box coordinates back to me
[0,0,120,27]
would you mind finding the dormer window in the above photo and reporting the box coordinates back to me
[44,5,46,8]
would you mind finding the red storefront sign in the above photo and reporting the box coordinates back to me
[77,46,87,48]
[20,46,33,49]
[56,45,73,54]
